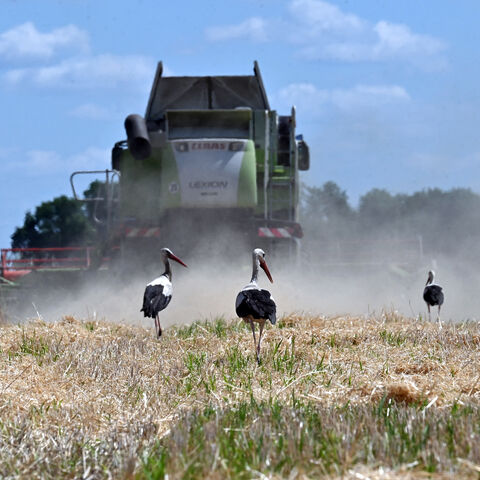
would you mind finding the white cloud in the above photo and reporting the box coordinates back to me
[1,147,110,175]
[277,82,410,112]
[373,21,446,60]
[301,20,446,67]
[206,0,365,45]
[3,54,156,89]
[204,1,447,69]
[69,103,110,120]
[205,17,268,42]
[292,4,447,68]
[0,22,89,60]
[288,0,365,34]
[342,85,410,106]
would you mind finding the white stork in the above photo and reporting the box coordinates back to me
[423,270,444,326]
[141,248,187,338]
[235,248,276,364]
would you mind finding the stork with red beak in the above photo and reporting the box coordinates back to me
[141,248,187,338]
[235,248,276,364]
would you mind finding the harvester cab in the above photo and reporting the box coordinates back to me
[71,61,310,266]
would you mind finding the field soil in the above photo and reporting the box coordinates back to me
[0,312,480,478]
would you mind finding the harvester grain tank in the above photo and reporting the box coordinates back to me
[72,61,310,263]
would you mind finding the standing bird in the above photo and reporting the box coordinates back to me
[141,248,187,338]
[235,248,276,364]
[423,270,444,325]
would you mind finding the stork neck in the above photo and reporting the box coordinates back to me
[250,256,260,284]
[163,259,172,281]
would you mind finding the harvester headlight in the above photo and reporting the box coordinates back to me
[175,142,189,152]
[229,141,244,152]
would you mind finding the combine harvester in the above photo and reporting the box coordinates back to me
[73,61,310,263]
[1,62,309,314]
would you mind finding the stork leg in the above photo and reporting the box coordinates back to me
[155,315,162,338]
[249,318,259,364]
[257,320,265,365]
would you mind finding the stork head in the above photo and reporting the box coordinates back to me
[253,248,273,283]
[426,270,435,286]
[161,247,188,268]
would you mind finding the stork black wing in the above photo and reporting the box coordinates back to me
[423,285,444,307]
[141,284,172,318]
[235,289,277,324]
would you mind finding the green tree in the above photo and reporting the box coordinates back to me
[11,195,94,249]
[303,182,351,217]
[301,181,355,237]
[358,188,402,230]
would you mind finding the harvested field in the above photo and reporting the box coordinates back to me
[1,313,480,478]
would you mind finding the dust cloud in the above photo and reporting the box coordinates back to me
[6,184,480,328]
[7,225,480,330]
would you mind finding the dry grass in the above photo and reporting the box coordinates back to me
[0,312,480,478]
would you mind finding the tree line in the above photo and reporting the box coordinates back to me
[301,182,480,261]
[10,180,480,261]
[11,181,106,250]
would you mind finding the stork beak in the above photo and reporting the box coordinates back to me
[260,258,273,283]
[167,252,188,268]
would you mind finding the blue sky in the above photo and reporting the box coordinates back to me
[1,0,480,247]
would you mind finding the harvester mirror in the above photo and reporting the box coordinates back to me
[124,114,152,160]
[297,139,310,171]
[111,145,123,171]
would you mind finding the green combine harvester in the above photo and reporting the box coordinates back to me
[71,61,310,265]
[1,62,309,318]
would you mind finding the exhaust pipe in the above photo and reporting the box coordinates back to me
[124,114,152,160]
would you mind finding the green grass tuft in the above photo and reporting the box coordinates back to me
[20,330,49,358]
[138,400,480,479]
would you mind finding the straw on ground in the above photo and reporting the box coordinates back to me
[0,312,480,478]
